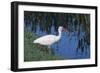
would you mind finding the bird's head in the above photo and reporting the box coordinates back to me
[58,26,68,32]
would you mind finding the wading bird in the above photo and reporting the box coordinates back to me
[33,26,66,48]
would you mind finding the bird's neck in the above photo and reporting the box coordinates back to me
[57,30,62,40]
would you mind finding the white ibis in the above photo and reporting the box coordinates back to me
[33,26,66,48]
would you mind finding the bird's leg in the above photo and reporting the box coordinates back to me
[48,46,55,55]
[48,46,51,48]
[48,46,51,54]
[45,46,50,54]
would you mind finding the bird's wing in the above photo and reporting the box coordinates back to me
[34,35,57,45]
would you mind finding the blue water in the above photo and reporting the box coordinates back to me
[25,24,90,59]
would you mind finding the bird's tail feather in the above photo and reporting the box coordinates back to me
[33,40,37,43]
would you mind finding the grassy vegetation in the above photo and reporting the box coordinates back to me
[24,30,62,62]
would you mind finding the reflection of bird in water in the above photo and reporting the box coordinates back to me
[33,26,67,49]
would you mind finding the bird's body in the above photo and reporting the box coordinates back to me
[33,26,65,48]
[34,35,59,46]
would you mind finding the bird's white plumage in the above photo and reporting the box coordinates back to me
[34,35,58,45]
